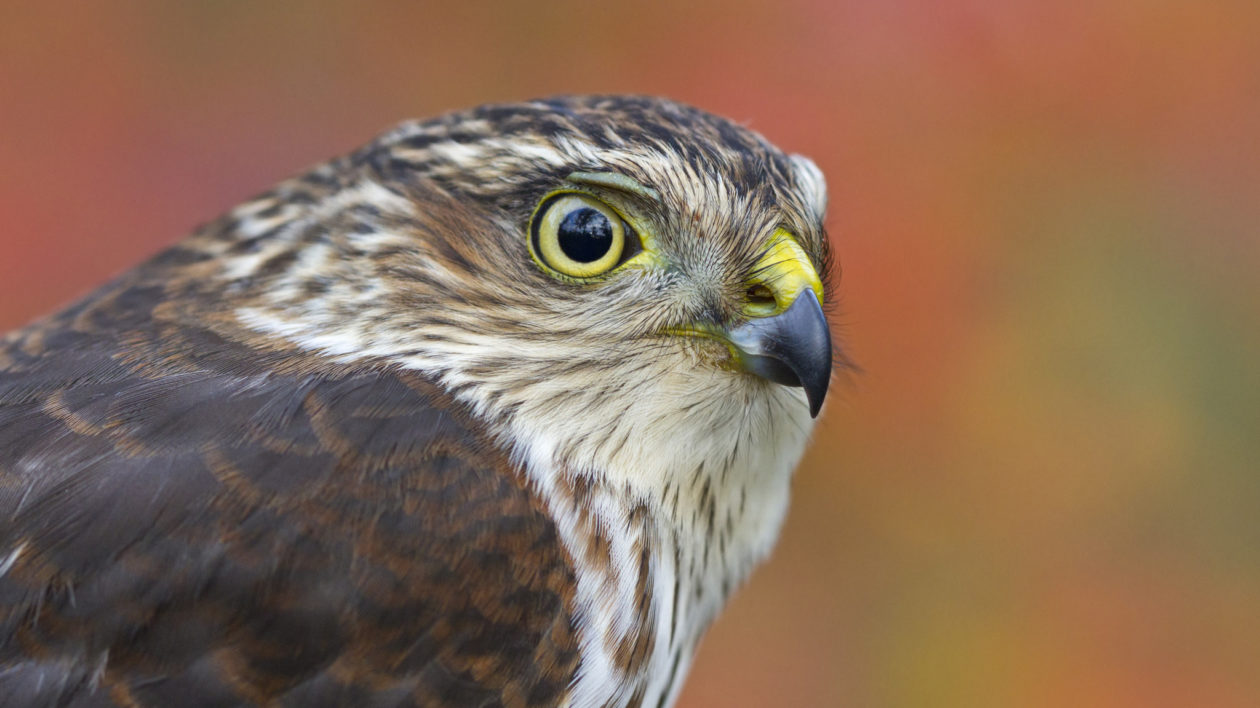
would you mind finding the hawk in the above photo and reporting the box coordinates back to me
[0,96,838,707]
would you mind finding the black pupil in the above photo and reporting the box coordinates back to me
[557,207,614,263]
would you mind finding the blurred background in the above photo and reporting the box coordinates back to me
[2,1,1258,705]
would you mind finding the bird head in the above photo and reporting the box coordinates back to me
[199,95,842,495]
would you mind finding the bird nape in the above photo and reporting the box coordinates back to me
[0,95,842,708]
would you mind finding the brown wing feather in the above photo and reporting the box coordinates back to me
[0,281,581,707]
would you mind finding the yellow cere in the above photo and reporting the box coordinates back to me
[744,229,824,317]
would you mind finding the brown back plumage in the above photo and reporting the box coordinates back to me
[0,272,582,706]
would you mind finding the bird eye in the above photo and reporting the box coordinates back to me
[530,194,631,278]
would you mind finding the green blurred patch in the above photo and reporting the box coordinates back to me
[893,162,1260,706]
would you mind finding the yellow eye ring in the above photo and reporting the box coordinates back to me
[530,194,627,278]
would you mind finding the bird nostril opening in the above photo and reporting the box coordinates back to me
[747,283,776,305]
[745,283,779,316]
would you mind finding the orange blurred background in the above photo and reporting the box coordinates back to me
[3,2,1259,706]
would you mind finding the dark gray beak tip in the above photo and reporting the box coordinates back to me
[805,370,829,419]
[795,292,832,418]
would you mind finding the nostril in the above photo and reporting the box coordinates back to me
[743,282,780,318]
[746,283,777,307]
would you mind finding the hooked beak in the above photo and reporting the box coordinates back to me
[728,288,832,418]
[682,229,833,418]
